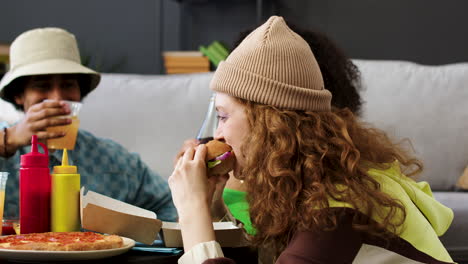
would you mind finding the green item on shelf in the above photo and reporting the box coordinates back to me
[199,41,229,67]
[211,41,229,59]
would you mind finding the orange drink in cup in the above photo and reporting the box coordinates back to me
[46,100,82,150]
[0,172,8,235]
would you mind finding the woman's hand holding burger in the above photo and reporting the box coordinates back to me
[170,144,215,218]
[172,139,236,221]
[169,140,235,251]
[169,144,217,252]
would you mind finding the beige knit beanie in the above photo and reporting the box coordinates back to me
[210,16,331,111]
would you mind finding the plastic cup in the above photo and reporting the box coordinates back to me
[0,172,8,235]
[45,100,82,150]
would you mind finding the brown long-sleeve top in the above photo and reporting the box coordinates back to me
[201,208,453,264]
[180,164,454,264]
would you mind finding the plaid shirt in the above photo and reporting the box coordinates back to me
[0,124,177,222]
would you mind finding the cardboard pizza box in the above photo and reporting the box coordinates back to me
[161,221,247,248]
[80,187,162,244]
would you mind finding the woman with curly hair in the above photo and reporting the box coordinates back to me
[223,20,363,237]
[169,16,454,264]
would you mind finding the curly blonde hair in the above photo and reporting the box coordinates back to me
[235,98,422,255]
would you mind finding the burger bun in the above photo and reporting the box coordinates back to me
[205,140,236,177]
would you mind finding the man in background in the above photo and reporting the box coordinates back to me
[0,27,176,221]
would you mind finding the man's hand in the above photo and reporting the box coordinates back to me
[8,100,71,151]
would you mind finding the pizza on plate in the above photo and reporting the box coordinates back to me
[0,232,124,251]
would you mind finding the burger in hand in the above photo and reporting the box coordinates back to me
[205,140,236,177]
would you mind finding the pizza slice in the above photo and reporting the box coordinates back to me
[0,232,124,251]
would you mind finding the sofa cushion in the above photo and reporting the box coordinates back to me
[80,73,214,179]
[433,192,468,261]
[354,60,468,191]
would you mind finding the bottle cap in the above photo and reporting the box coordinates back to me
[20,135,49,168]
[53,149,77,174]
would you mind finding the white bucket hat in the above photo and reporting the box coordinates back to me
[0,27,100,104]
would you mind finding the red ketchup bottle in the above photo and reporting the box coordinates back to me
[20,135,51,234]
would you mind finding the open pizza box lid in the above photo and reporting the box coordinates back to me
[161,221,247,248]
[80,187,162,245]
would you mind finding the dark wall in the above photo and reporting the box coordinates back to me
[177,0,273,51]
[169,0,468,65]
[277,0,468,65]
[1,0,467,74]
[0,0,180,74]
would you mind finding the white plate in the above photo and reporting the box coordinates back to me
[0,237,135,262]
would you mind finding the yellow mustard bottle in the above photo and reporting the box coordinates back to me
[51,149,81,232]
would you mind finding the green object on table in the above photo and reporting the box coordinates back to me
[199,41,229,67]
[222,188,256,235]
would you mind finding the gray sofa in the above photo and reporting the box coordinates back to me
[1,59,467,262]
[355,60,468,262]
